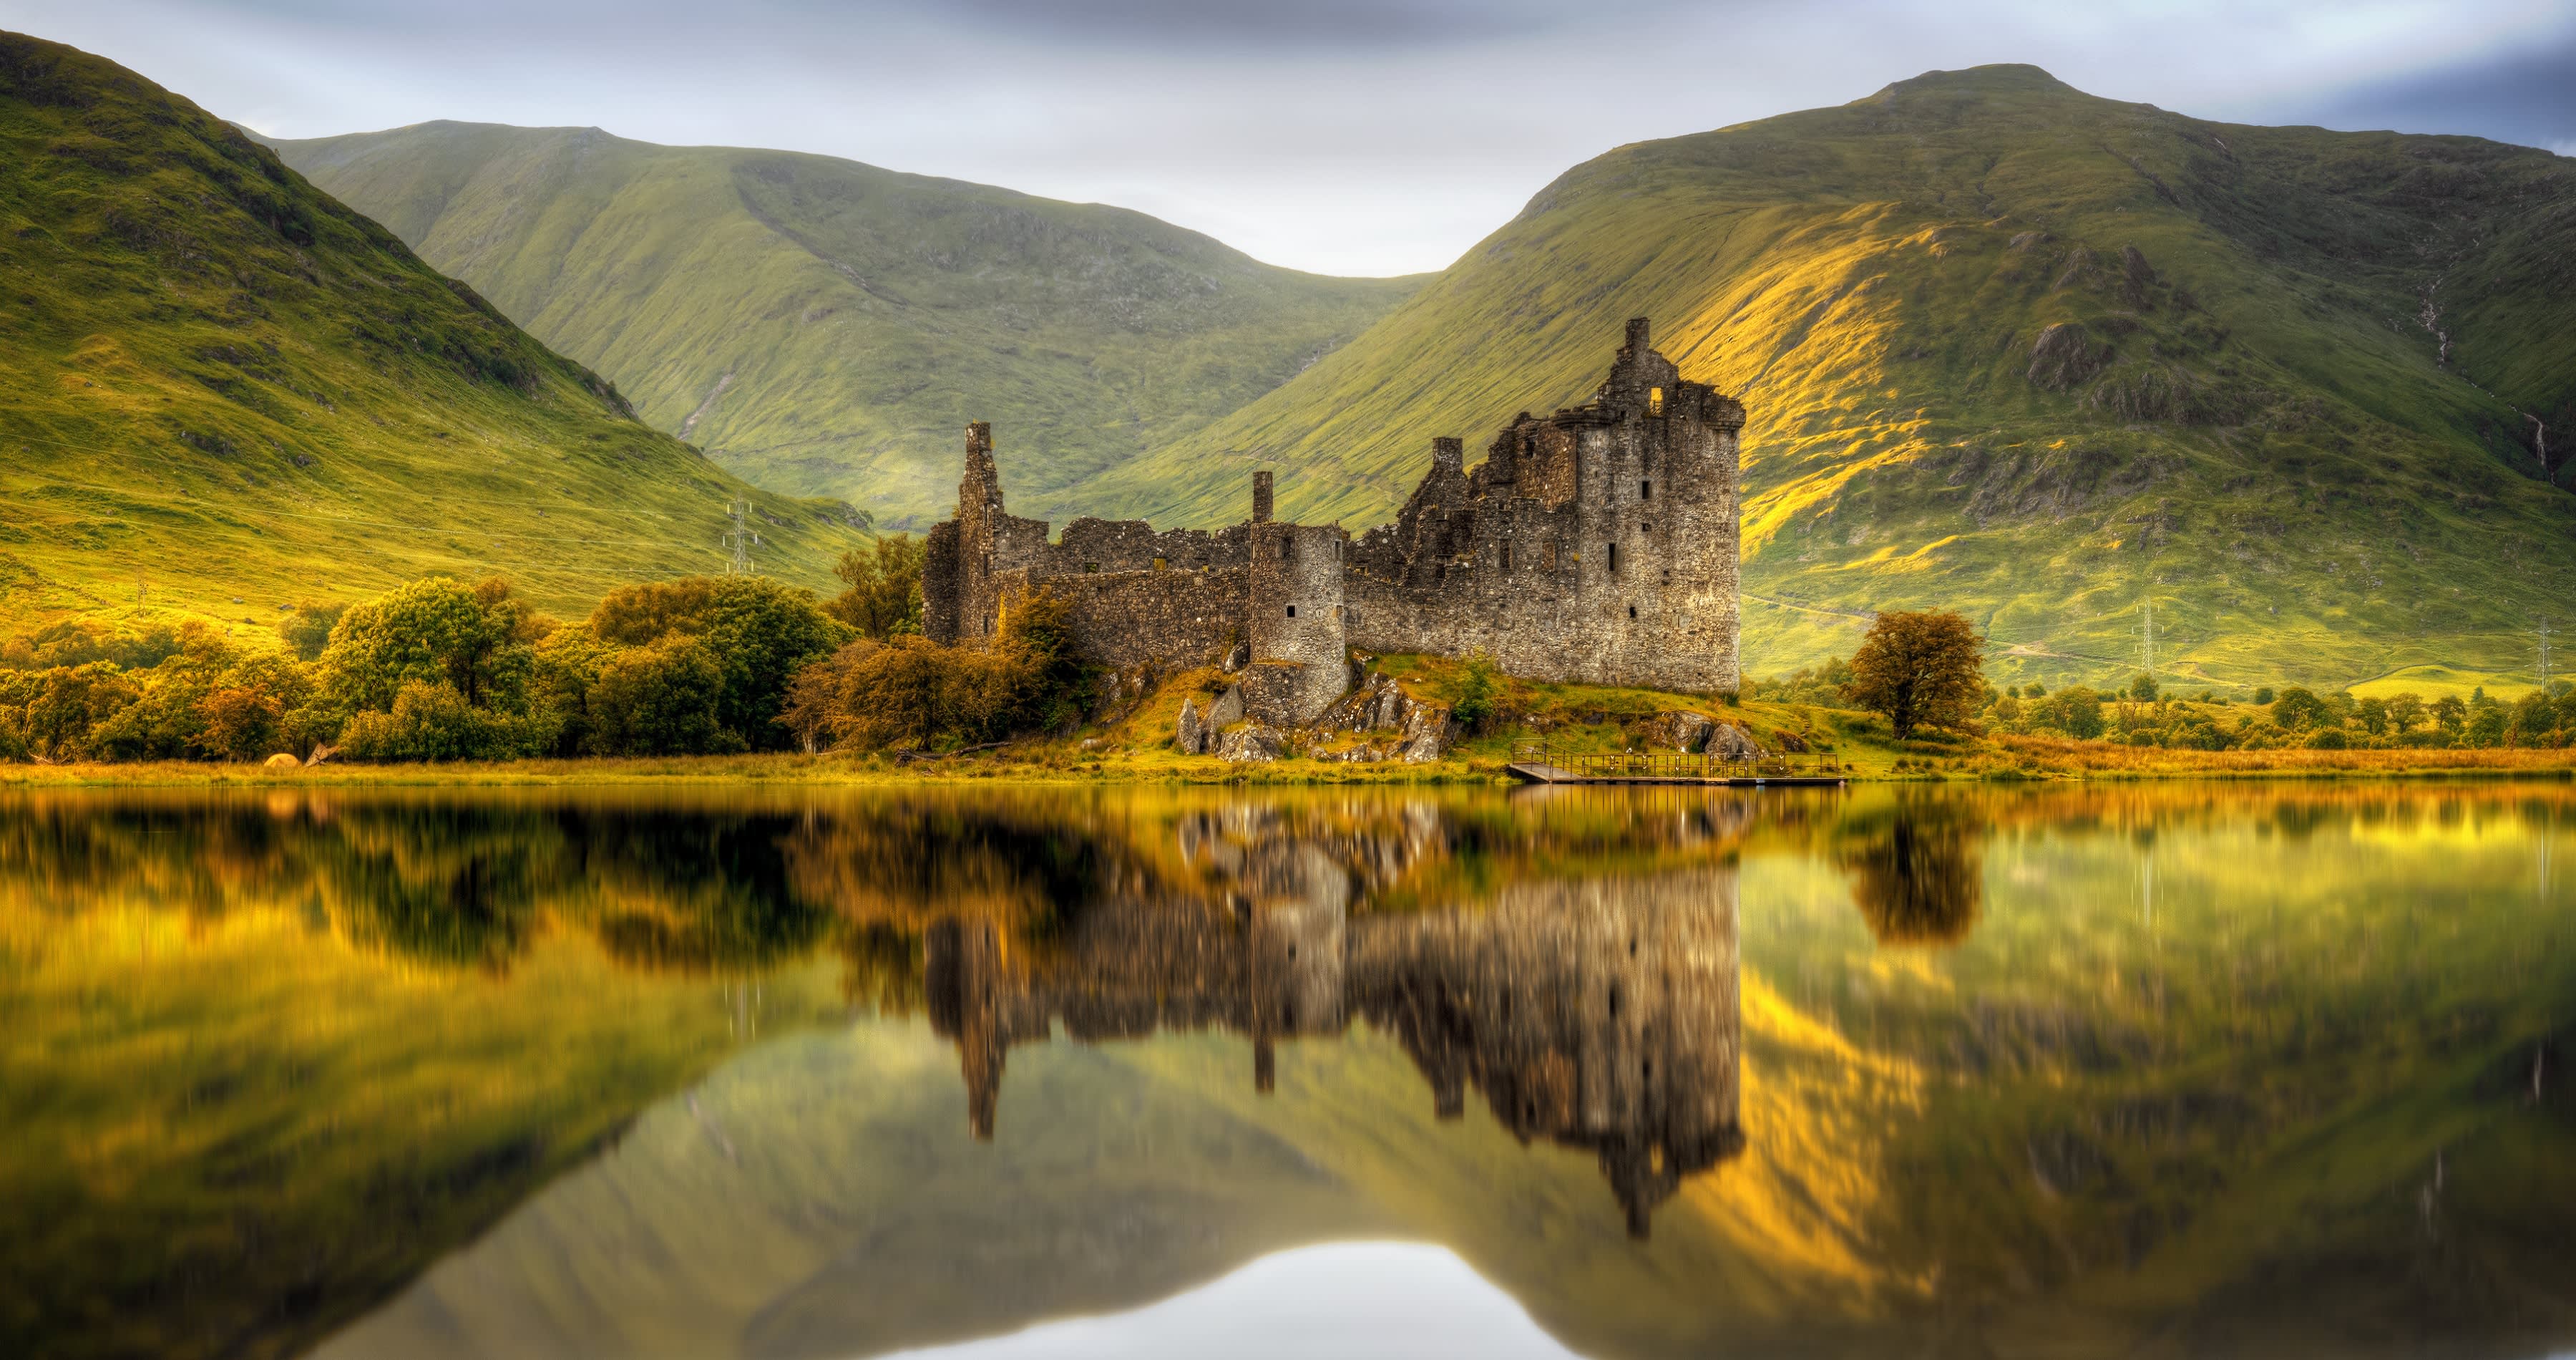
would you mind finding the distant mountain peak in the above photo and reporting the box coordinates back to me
[1868,63,2084,101]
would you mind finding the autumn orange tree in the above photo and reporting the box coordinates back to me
[1845,609,1985,740]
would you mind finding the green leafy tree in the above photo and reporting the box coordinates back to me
[277,601,347,661]
[2270,686,2333,732]
[588,576,848,751]
[21,663,138,761]
[2386,691,2426,733]
[338,680,517,762]
[828,535,927,640]
[2128,672,2159,701]
[2041,686,2106,739]
[2253,686,2276,705]
[2467,701,2507,748]
[527,626,619,757]
[1844,610,1985,740]
[588,636,733,756]
[2431,694,2468,735]
[2509,691,2558,746]
[319,576,545,721]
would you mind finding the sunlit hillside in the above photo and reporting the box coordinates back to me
[265,122,1422,528]
[0,32,866,638]
[1084,65,2576,689]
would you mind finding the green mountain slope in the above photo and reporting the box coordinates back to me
[265,122,1421,528]
[0,32,863,637]
[1087,65,2576,689]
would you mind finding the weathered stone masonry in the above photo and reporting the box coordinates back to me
[923,319,1745,717]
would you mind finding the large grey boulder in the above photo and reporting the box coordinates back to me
[1176,695,1209,754]
[1217,724,1285,762]
[1641,709,1714,752]
[1397,697,1457,762]
[1706,722,1765,762]
[1209,684,1245,728]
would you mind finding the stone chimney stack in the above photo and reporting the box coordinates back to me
[1431,437,1463,477]
[1624,317,1651,354]
[1252,469,1274,524]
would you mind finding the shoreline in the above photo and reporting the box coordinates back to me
[7,749,2576,789]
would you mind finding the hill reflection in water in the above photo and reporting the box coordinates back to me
[4,783,2573,1360]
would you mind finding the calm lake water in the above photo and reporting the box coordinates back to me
[4,783,2572,1359]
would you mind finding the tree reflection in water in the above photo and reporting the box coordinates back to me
[1836,797,1985,946]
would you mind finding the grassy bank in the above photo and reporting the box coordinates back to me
[12,673,2576,787]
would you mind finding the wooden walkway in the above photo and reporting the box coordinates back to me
[1506,744,1847,787]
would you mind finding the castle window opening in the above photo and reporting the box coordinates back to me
[1152,555,1167,571]
[1641,479,1652,500]
[1082,561,1099,573]
[1501,543,1513,570]
[1286,605,1297,618]
[1607,541,1619,573]
[1649,387,1664,416]
[1628,604,1637,619]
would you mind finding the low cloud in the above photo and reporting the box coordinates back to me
[9,0,2574,275]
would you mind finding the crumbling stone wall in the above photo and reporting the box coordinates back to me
[990,563,1248,671]
[919,316,1745,711]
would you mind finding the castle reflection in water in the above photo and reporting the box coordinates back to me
[920,803,1747,1238]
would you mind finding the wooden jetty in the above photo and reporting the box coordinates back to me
[1504,742,1848,788]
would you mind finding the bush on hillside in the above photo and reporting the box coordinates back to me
[796,587,1091,752]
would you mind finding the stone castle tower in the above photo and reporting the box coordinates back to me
[922,319,1745,704]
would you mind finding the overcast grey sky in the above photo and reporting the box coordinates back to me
[7,0,2572,276]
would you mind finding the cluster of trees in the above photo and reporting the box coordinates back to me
[780,588,1088,752]
[1766,609,2573,754]
[0,531,1103,764]
[1989,678,2576,750]
[0,574,853,763]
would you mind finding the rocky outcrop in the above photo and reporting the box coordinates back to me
[1397,701,1456,762]
[1640,709,1714,752]
[2027,321,2110,392]
[1216,725,1284,762]
[1176,695,1211,754]
[1706,722,1764,762]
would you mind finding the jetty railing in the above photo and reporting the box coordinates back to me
[1511,740,1841,781]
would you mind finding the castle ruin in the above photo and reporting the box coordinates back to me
[923,319,1746,724]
